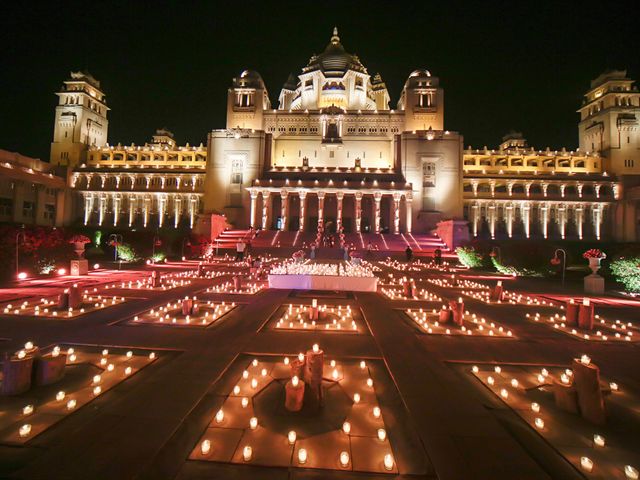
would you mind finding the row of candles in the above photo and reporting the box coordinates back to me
[406,308,513,337]
[205,281,264,294]
[3,295,125,316]
[270,261,375,278]
[472,361,637,478]
[18,346,157,439]
[526,312,635,341]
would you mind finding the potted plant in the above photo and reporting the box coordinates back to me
[68,234,91,258]
[583,248,606,275]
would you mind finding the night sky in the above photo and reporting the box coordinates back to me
[2,0,638,160]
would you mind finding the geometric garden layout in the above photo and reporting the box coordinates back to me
[0,257,639,479]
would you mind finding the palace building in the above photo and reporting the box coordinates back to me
[51,29,640,246]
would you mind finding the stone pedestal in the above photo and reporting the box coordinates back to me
[451,275,458,286]
[33,353,67,386]
[578,303,595,330]
[439,307,452,324]
[57,292,69,309]
[584,274,605,294]
[489,282,504,302]
[182,299,193,316]
[573,359,606,425]
[285,378,305,412]
[403,280,414,298]
[565,301,579,326]
[70,259,88,276]
[68,285,81,309]
[233,275,242,290]
[304,349,324,408]
[449,299,464,326]
[151,270,162,288]
[553,379,578,413]
[1,353,34,395]
[197,263,204,277]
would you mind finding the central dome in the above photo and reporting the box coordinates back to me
[304,28,366,76]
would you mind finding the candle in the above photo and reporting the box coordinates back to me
[610,382,619,391]
[625,465,639,479]
[298,448,307,464]
[298,353,304,362]
[17,350,26,359]
[126,351,133,358]
[233,385,240,395]
[243,445,252,462]
[377,428,387,441]
[66,399,76,410]
[241,397,249,408]
[288,430,296,444]
[102,349,109,356]
[249,417,258,430]
[56,391,65,401]
[201,439,211,455]
[215,409,224,423]
[487,376,495,385]
[343,421,351,434]
[583,298,590,306]
[93,386,102,396]
[472,365,479,373]
[312,299,317,308]
[242,370,249,379]
[354,393,360,404]
[284,357,289,365]
[531,402,540,413]
[292,375,299,387]
[383,453,394,471]
[261,368,267,377]
[22,405,34,416]
[511,379,519,388]
[332,369,339,380]
[560,373,570,384]
[19,424,31,437]
[312,343,319,353]
[360,360,366,369]
[373,406,381,418]
[494,366,502,374]
[340,451,349,467]
[25,341,34,350]
[580,457,593,472]
[367,378,373,387]
[580,354,591,365]
[534,418,544,429]
[251,378,258,389]
[500,389,509,399]
[593,434,605,447]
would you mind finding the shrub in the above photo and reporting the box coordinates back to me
[610,257,640,293]
[116,243,138,262]
[456,246,483,268]
[151,252,166,263]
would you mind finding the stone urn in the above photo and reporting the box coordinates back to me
[73,242,86,258]
[588,257,602,275]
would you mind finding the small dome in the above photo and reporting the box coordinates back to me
[233,70,265,89]
[304,28,367,76]
[409,69,432,78]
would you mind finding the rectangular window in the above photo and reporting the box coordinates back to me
[329,151,335,158]
[230,157,244,184]
[23,201,35,218]
[0,197,12,216]
[44,204,55,220]
[423,161,436,187]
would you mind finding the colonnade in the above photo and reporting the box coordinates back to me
[81,192,202,228]
[467,200,609,240]
[247,188,413,234]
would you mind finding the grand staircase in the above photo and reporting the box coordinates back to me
[213,229,453,257]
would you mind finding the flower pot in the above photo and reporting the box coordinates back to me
[588,257,601,275]
[73,242,86,258]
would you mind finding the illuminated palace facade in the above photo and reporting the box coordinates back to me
[53,30,640,242]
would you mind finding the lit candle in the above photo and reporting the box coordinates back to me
[233,385,240,395]
[377,428,387,441]
[298,353,304,362]
[367,378,373,387]
[298,448,307,464]
[242,370,249,379]
[472,365,479,373]
[593,434,605,447]
[292,376,299,387]
[215,409,224,423]
[288,430,296,444]
[93,386,102,396]
[360,360,366,369]
[373,406,381,418]
[580,354,591,365]
[312,344,319,353]
[284,357,290,365]
[56,391,65,401]
[332,369,339,380]
[93,375,101,384]
[353,393,360,404]
[494,366,501,374]
[534,418,544,429]
[251,378,258,389]
[560,373,570,384]
[511,379,519,388]
[241,397,249,408]
[126,351,133,358]
[500,389,509,399]
[19,424,31,437]
[340,451,349,467]
[25,341,34,350]
[580,457,593,472]
[343,421,351,434]
[66,399,76,410]
[610,382,619,391]
[17,350,26,359]
[625,465,639,479]
[531,402,540,413]
[102,349,109,356]
[243,445,252,462]
[249,417,258,430]
[22,405,34,416]
[383,453,394,471]
[487,376,495,385]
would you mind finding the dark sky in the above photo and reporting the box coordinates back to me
[2,0,638,160]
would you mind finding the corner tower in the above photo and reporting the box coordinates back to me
[398,69,444,132]
[578,70,640,174]
[226,70,271,131]
[50,71,109,167]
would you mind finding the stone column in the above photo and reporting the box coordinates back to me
[174,196,182,228]
[129,195,136,227]
[506,204,514,238]
[522,203,531,239]
[317,192,326,224]
[261,191,270,230]
[84,194,94,225]
[472,204,479,237]
[392,193,401,234]
[488,204,496,239]
[558,205,567,239]
[143,197,151,228]
[280,190,288,231]
[540,203,548,239]
[249,190,258,229]
[593,205,603,240]
[405,196,413,233]
[113,195,121,226]
[576,205,584,239]
[158,194,166,228]
[98,195,107,226]
[299,190,307,232]
[374,192,382,234]
[336,192,344,231]
[355,192,362,232]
